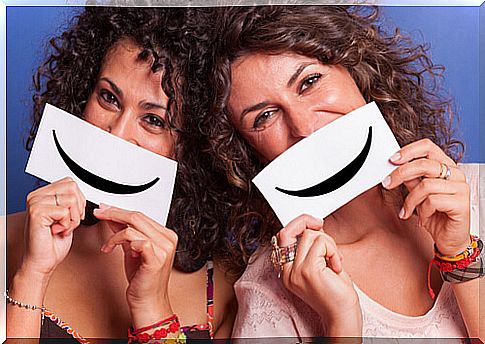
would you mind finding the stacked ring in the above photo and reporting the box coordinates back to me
[270,235,298,278]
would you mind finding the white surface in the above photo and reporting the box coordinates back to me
[26,104,177,226]
[253,102,400,226]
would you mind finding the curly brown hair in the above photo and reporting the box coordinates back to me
[27,6,226,273]
[178,5,464,274]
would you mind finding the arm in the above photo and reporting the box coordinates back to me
[383,140,480,338]
[7,178,86,338]
[6,212,46,338]
[451,279,480,337]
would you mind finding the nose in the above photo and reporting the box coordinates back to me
[107,111,138,145]
[286,105,319,139]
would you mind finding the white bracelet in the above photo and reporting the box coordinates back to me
[4,289,46,324]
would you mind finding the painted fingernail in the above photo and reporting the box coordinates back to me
[399,207,406,219]
[381,175,391,188]
[390,152,401,162]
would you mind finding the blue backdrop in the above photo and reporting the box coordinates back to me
[5,5,484,214]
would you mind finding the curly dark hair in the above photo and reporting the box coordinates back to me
[27,6,227,273]
[176,5,464,274]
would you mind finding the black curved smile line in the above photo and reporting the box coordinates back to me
[52,130,160,195]
[275,126,373,197]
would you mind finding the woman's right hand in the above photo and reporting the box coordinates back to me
[21,177,86,278]
[278,214,362,337]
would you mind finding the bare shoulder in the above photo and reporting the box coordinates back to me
[6,211,27,283]
[213,261,239,338]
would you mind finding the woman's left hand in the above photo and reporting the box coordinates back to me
[382,138,470,256]
[93,204,177,328]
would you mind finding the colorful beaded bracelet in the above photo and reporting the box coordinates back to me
[128,314,185,344]
[428,236,484,298]
[434,235,479,262]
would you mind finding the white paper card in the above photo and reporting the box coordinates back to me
[26,103,177,225]
[253,102,400,226]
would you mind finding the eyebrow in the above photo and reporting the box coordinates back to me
[287,62,315,88]
[140,101,166,111]
[99,77,123,99]
[240,101,269,123]
[99,77,166,111]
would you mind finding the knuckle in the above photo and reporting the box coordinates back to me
[167,229,178,244]
[300,267,313,281]
[420,178,432,190]
[158,249,168,261]
[67,180,77,192]
[28,204,40,218]
[124,227,135,237]
[422,138,434,148]
[130,211,143,223]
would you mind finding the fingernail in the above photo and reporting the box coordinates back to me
[399,207,406,219]
[100,244,107,252]
[390,152,401,162]
[381,175,391,188]
[99,203,109,209]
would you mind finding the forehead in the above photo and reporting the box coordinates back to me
[98,38,167,99]
[230,52,319,97]
[100,38,158,76]
[232,52,317,77]
[229,53,318,107]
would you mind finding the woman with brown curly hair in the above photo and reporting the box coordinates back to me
[184,5,481,339]
[6,7,236,341]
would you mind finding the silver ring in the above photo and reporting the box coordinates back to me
[438,162,451,180]
[54,193,59,206]
[444,164,451,180]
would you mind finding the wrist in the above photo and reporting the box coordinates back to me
[9,269,51,306]
[435,236,473,257]
[129,300,174,330]
[323,300,363,338]
[19,258,57,279]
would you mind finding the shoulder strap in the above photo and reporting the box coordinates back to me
[206,259,214,338]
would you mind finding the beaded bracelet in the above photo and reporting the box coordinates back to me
[434,235,479,262]
[4,290,46,324]
[428,236,485,298]
[128,314,186,344]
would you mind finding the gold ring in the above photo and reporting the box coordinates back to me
[270,235,298,278]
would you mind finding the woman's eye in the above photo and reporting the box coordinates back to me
[100,89,120,107]
[299,73,322,93]
[144,114,166,129]
[253,109,276,129]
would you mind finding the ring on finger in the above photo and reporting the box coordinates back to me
[270,235,298,278]
[438,162,451,180]
[54,193,60,207]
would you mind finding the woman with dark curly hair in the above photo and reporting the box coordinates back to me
[183,5,481,339]
[6,7,236,341]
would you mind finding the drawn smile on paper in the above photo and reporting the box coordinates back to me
[52,130,159,194]
[275,126,373,197]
